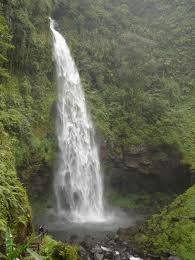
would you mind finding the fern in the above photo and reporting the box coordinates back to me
[2,228,43,260]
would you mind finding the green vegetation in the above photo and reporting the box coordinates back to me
[0,126,31,250]
[0,0,193,257]
[108,192,139,209]
[0,229,40,260]
[1,0,57,178]
[133,185,195,259]
[55,0,194,166]
[108,192,175,213]
[0,15,13,79]
[0,229,78,260]
[40,236,78,260]
[0,228,27,260]
[0,0,56,251]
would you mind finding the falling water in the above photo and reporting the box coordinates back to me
[50,19,105,223]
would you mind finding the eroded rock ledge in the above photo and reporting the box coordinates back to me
[102,144,191,193]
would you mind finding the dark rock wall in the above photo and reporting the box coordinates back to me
[102,144,191,193]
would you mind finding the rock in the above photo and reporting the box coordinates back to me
[121,257,129,260]
[101,246,112,252]
[104,251,113,259]
[91,245,102,254]
[168,256,181,260]
[104,144,191,193]
[121,247,127,254]
[114,234,119,241]
[100,246,114,259]
[147,253,161,259]
[108,240,116,247]
[79,246,87,256]
[114,251,120,260]
[129,256,143,260]
[122,241,128,246]
[123,252,131,259]
[81,240,91,250]
[94,253,104,260]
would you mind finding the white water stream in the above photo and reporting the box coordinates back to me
[50,19,106,223]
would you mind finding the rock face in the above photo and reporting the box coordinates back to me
[102,144,191,193]
[190,169,195,184]
[20,162,53,199]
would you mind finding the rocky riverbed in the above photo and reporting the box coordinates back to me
[36,209,181,260]
[47,227,181,260]
[78,234,143,260]
[73,230,181,260]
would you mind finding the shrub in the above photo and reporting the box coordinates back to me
[40,236,78,260]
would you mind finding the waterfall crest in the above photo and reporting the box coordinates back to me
[50,18,105,223]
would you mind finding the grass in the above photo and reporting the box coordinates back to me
[108,192,139,209]
[107,191,175,213]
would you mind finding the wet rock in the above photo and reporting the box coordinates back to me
[79,246,87,256]
[100,245,113,259]
[81,240,92,250]
[168,256,181,260]
[94,253,104,260]
[122,241,128,246]
[101,246,112,252]
[114,251,120,260]
[78,232,145,260]
[103,144,191,193]
[91,245,102,254]
[129,256,143,260]
[147,253,161,259]
[107,240,116,247]
[104,251,113,259]
[121,247,127,254]
[123,252,131,259]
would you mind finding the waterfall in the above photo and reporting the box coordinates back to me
[50,19,105,223]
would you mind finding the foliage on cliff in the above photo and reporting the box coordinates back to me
[0,125,32,250]
[0,15,13,79]
[0,0,56,188]
[0,0,56,249]
[133,185,195,259]
[54,0,194,166]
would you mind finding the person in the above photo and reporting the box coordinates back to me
[38,225,44,236]
[38,224,48,236]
